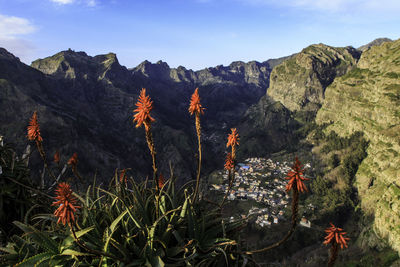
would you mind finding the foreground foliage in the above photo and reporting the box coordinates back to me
[0,88,351,266]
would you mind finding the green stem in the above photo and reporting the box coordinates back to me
[36,140,57,182]
[145,123,158,191]
[192,114,202,203]
[4,176,52,199]
[328,243,339,267]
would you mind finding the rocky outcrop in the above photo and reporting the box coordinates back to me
[267,44,360,112]
[316,39,400,254]
[238,44,360,158]
[358,38,393,52]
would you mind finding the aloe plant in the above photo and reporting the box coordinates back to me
[1,171,250,266]
[0,140,51,247]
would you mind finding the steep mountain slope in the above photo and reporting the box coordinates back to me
[267,44,360,112]
[1,48,278,183]
[316,39,400,253]
[238,44,360,157]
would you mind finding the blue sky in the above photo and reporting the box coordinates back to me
[0,0,399,70]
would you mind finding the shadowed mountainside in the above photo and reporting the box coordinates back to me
[1,48,285,183]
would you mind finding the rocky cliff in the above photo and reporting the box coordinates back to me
[1,48,281,183]
[316,39,400,253]
[267,44,360,112]
[238,44,360,158]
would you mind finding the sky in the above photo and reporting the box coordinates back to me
[0,0,399,71]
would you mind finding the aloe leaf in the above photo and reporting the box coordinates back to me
[13,221,58,254]
[148,255,165,267]
[103,209,128,252]
[14,251,53,267]
[61,226,94,251]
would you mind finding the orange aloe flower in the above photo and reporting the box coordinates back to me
[27,111,43,142]
[68,152,78,166]
[324,223,350,249]
[158,173,166,189]
[119,169,127,184]
[285,157,309,193]
[188,88,205,116]
[226,128,239,149]
[52,182,81,225]
[54,150,60,164]
[224,153,234,171]
[133,88,155,130]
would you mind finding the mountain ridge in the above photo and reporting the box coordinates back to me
[1,37,399,259]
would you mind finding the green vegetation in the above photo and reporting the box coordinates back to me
[341,248,399,267]
[0,142,50,246]
[342,68,371,80]
[384,72,400,79]
[0,92,314,266]
[321,131,366,153]
[0,130,249,266]
[310,131,369,219]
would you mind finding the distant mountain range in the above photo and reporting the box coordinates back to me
[1,37,399,255]
[0,46,288,182]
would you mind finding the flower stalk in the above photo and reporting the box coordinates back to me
[27,111,57,183]
[189,88,205,203]
[220,129,239,207]
[133,88,158,190]
[68,152,83,182]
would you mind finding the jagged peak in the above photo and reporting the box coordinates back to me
[0,47,20,61]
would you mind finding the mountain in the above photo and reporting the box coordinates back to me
[238,44,360,158]
[316,39,400,253]
[238,39,400,258]
[267,44,360,112]
[0,48,280,184]
[1,37,400,258]
[358,37,393,52]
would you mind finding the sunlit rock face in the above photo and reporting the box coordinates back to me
[316,39,400,254]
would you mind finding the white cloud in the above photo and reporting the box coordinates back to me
[49,0,97,7]
[237,0,400,13]
[50,0,75,4]
[0,14,36,37]
[87,0,97,7]
[0,14,37,64]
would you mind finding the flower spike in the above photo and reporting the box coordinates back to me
[324,223,350,249]
[188,88,205,116]
[54,150,60,164]
[226,128,239,149]
[133,88,155,130]
[68,153,78,166]
[27,111,43,142]
[158,174,166,189]
[52,182,80,225]
[285,157,309,193]
[224,153,234,171]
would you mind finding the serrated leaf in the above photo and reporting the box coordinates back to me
[15,252,53,267]
[0,246,16,254]
[13,221,58,254]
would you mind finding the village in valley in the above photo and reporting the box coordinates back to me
[210,157,314,228]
